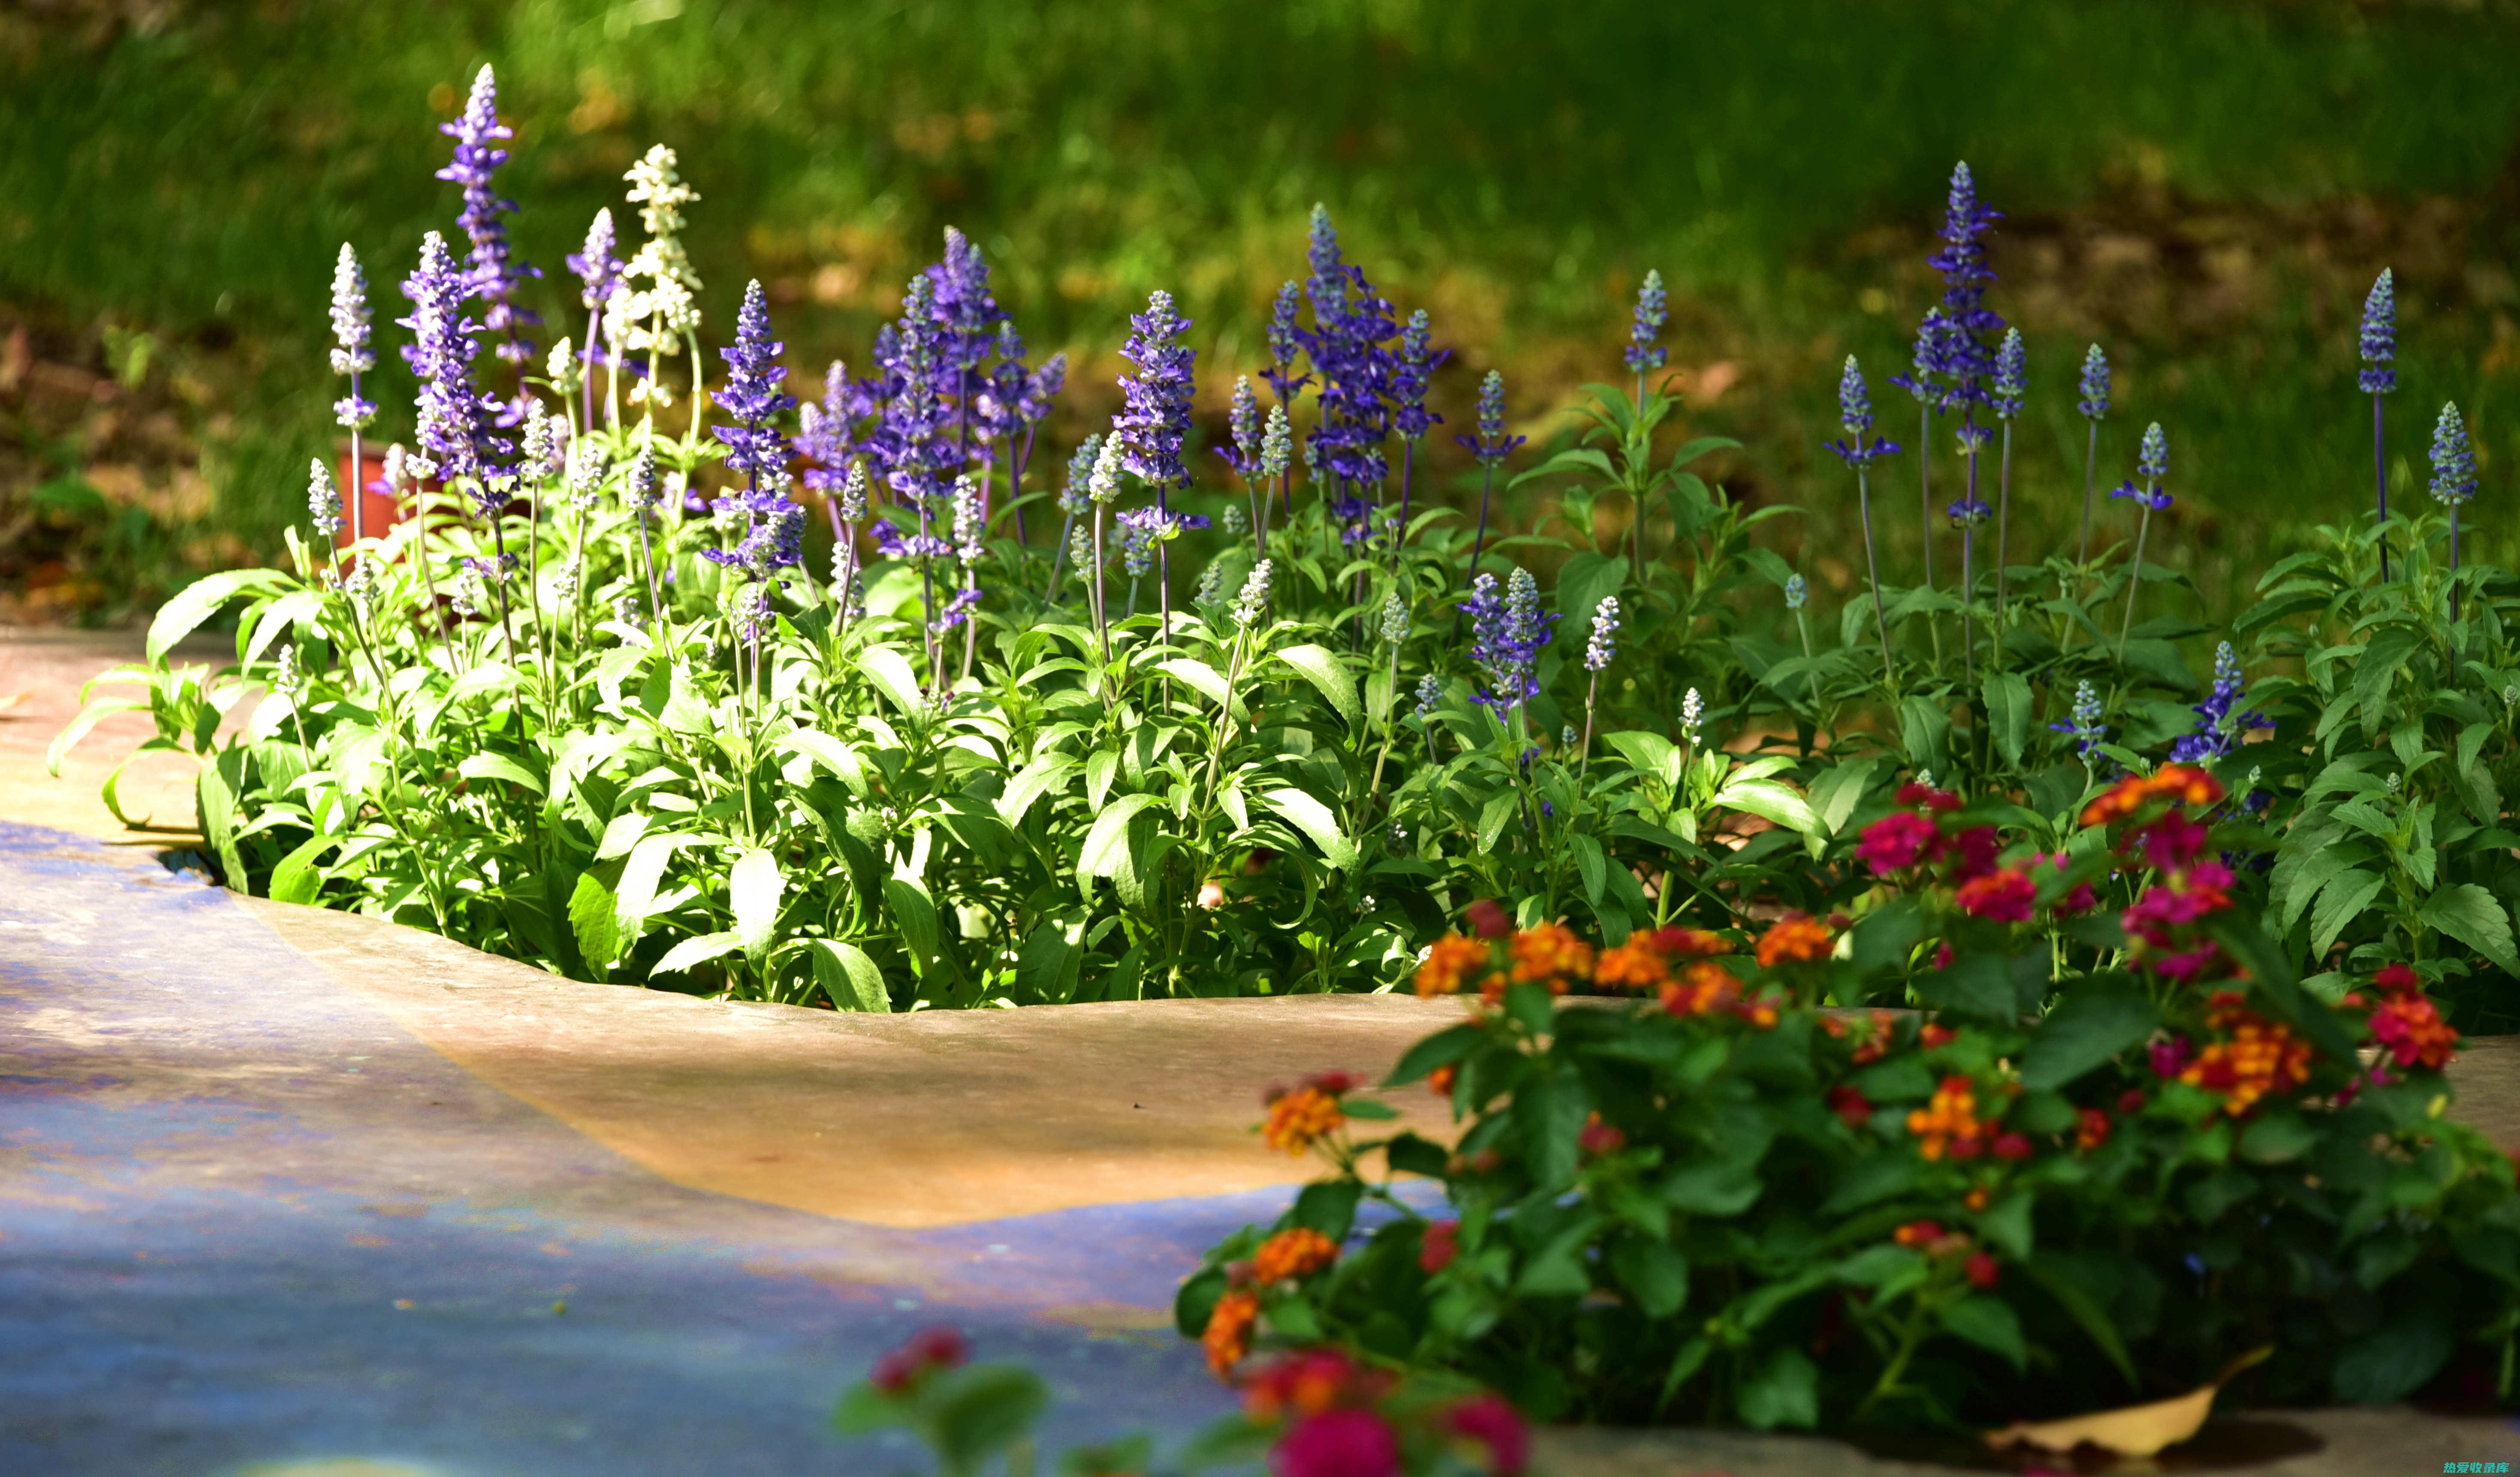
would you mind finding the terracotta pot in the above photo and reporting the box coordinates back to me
[335,445,398,549]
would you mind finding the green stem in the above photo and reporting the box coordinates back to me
[2118,496,2154,662]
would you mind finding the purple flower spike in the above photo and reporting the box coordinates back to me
[399,230,506,502]
[1825,355,1901,467]
[1455,368,1527,466]
[712,280,797,482]
[437,64,538,366]
[1625,269,1668,376]
[1393,308,1445,440]
[2169,643,2271,762]
[1115,289,1197,492]
[2360,270,2398,397]
[2108,480,2172,513]
[567,208,623,312]
[1946,495,1992,528]
[1458,566,1556,716]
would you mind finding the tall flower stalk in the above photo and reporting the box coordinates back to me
[440,66,539,426]
[1114,290,1197,657]
[1947,436,1990,686]
[565,208,622,433]
[1390,309,1444,575]
[2362,270,2399,581]
[1453,370,1525,627]
[1990,327,2025,632]
[1579,595,1619,775]
[1824,355,1899,680]
[1623,271,1667,572]
[329,245,376,544]
[2431,400,2477,611]
[2114,423,2171,660]
[1086,434,1125,707]
[2076,343,2110,567]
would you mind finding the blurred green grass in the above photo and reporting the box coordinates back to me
[5,0,2520,621]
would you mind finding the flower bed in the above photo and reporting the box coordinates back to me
[51,66,2520,1047]
[1177,767,2520,1431]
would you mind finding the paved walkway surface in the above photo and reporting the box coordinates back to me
[5,628,2519,1476]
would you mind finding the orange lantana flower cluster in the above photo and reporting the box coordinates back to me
[1416,921,1738,1004]
[2181,990,2314,1116]
[1755,913,1836,967]
[1203,1289,1260,1378]
[1906,1074,1987,1162]
[1251,1227,1340,1285]
[1659,960,1744,1018]
[1509,923,1595,987]
[1262,1085,1347,1155]
[1414,934,1495,1000]
[2080,763,2222,828]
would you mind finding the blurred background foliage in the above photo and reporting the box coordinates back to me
[5,0,2520,628]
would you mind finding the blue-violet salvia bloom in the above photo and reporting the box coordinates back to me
[838,461,870,524]
[627,445,660,513]
[1227,376,1261,475]
[1947,494,1992,528]
[1394,308,1444,439]
[711,280,798,487]
[2077,343,2110,421]
[1261,280,1308,403]
[1381,590,1409,647]
[1992,327,2026,421]
[1926,161,2004,394]
[2048,680,2107,759]
[1584,595,1620,673]
[2360,270,2398,397]
[2137,421,2168,481]
[2431,401,2477,506]
[400,231,506,496]
[307,458,342,539]
[1114,290,1196,492]
[567,208,622,312]
[1784,574,1807,611]
[438,65,537,364]
[2170,642,2273,763]
[2108,479,2173,513]
[1458,568,1555,713]
[1625,269,1668,375]
[1824,355,1900,466]
[1456,370,1527,464]
[1414,672,1442,717]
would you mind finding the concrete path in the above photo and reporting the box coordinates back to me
[5,628,2518,1476]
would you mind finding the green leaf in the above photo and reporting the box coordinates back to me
[1274,644,1359,728]
[1609,1239,1689,1318]
[2240,1111,2319,1164]
[1261,787,1358,870]
[267,833,339,906]
[200,746,247,890]
[2419,883,2520,975]
[1911,952,2017,1022]
[2021,1253,2138,1389]
[1078,793,1164,882]
[1604,729,1681,788]
[1711,776,1821,836]
[856,644,928,715]
[929,1364,1050,1471]
[1736,1348,1818,1430]
[1515,1071,1589,1190]
[1386,1023,1486,1086]
[2310,869,2386,960]
[811,937,892,1008]
[1981,672,2033,768]
[1899,695,1950,775]
[148,567,286,662]
[1158,656,1242,716]
[1557,554,1628,634]
[614,831,687,937]
[1808,757,1881,836]
[1659,1164,1760,1217]
[652,930,743,975]
[1979,1193,2034,1260]
[1941,1295,2027,1370]
[2020,979,2158,1091]
[1292,1179,1362,1242]
[883,875,945,975]
[729,847,783,963]
[568,871,621,969]
[457,751,545,794]
[1571,832,1607,905]
[1015,917,1082,1005]
[2331,1300,2455,1404]
[1850,897,1923,974]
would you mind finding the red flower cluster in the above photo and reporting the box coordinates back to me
[2180,990,2314,1116]
[2366,964,2459,1072]
[1956,868,2037,923]
[1419,1218,1459,1274]
[1578,1111,1628,1157]
[1242,1348,1529,1477]
[2081,763,2222,827]
[870,1326,968,1393]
